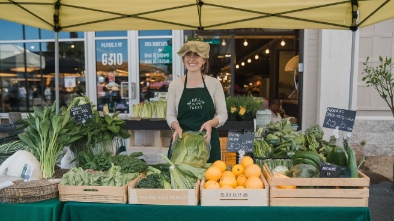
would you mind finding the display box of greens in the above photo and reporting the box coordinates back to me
[58,152,147,204]
[128,174,200,206]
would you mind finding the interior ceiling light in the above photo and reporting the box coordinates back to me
[281,39,286,46]
[247,58,252,63]
[222,39,226,46]
[236,64,239,69]
[255,54,259,59]
[241,62,245,66]
[243,38,248,46]
[265,48,270,54]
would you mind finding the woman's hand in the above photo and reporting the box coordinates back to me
[200,121,212,143]
[171,122,183,143]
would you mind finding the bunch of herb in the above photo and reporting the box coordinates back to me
[18,101,86,178]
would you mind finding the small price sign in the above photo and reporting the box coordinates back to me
[319,163,342,178]
[226,131,255,153]
[70,103,93,124]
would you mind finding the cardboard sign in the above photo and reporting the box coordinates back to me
[323,107,357,132]
[226,131,255,153]
[70,103,93,124]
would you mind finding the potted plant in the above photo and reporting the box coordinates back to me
[362,56,394,117]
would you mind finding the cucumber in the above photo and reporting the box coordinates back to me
[344,140,359,178]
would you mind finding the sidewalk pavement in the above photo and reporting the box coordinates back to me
[368,181,394,221]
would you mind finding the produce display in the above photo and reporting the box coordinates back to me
[254,120,360,180]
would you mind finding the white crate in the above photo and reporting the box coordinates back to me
[200,175,269,206]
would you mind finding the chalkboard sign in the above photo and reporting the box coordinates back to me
[319,163,342,178]
[226,131,255,153]
[70,103,93,124]
[323,107,357,132]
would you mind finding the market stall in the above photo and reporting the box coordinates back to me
[60,202,372,221]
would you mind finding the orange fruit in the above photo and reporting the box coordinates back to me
[212,160,227,173]
[204,180,220,189]
[244,164,262,178]
[241,156,254,168]
[231,164,245,176]
[235,185,245,189]
[245,176,264,189]
[236,174,248,187]
[205,166,222,181]
[221,171,236,178]
[219,175,237,188]
[221,184,233,189]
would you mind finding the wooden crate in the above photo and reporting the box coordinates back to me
[263,164,370,207]
[59,182,130,204]
[200,175,269,206]
[221,151,237,167]
[128,176,200,205]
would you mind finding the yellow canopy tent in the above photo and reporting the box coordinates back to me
[0,0,392,31]
[0,0,393,112]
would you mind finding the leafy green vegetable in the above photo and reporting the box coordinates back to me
[18,101,86,178]
[170,131,210,168]
[78,151,148,173]
[60,165,139,186]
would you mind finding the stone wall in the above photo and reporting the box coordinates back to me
[350,119,394,180]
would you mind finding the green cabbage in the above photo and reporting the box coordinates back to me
[170,131,210,168]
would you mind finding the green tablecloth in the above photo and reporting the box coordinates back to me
[61,202,372,221]
[0,198,64,221]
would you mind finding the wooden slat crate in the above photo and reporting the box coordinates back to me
[58,174,142,204]
[200,174,269,206]
[263,164,370,207]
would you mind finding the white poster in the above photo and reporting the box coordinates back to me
[65,76,76,88]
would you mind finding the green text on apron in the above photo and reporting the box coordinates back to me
[170,75,220,163]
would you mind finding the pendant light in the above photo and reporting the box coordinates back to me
[222,39,226,46]
[243,38,248,46]
[265,48,270,54]
[281,39,286,46]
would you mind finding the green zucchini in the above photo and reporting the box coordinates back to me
[326,146,348,166]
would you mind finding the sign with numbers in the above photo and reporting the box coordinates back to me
[70,103,93,124]
[323,107,357,132]
[226,131,255,153]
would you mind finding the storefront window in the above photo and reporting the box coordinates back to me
[0,41,85,112]
[95,39,129,113]
[0,20,84,40]
[138,38,172,102]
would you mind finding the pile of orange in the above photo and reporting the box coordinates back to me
[204,156,264,189]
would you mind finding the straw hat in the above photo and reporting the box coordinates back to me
[177,41,210,58]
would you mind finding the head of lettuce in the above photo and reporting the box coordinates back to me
[170,131,211,168]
